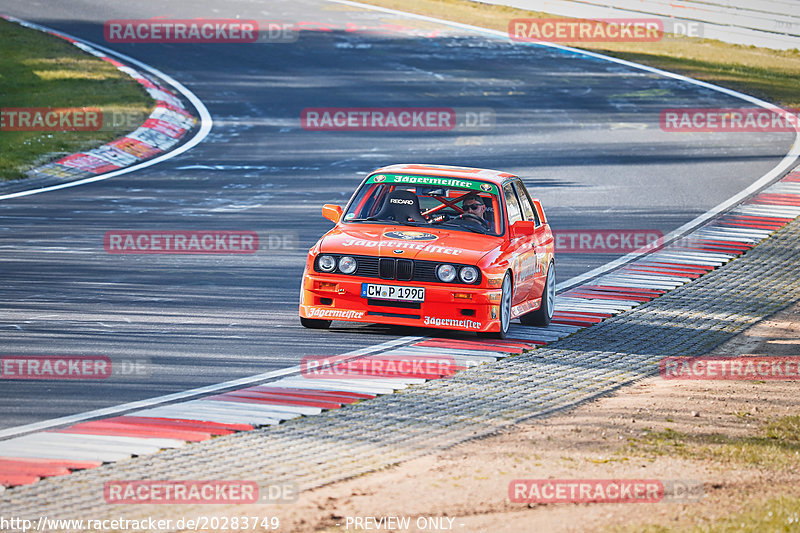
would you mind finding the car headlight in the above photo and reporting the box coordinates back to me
[318,255,336,272]
[459,266,479,284]
[338,256,357,274]
[437,264,457,282]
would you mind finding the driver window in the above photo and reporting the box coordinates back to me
[503,183,523,225]
[513,181,540,226]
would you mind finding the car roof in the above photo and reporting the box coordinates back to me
[369,164,517,186]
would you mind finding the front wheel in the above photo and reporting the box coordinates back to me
[300,317,332,329]
[521,261,555,327]
[478,271,512,339]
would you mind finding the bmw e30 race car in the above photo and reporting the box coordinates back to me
[299,164,556,338]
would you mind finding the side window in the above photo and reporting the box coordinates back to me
[503,183,523,225]
[514,180,541,226]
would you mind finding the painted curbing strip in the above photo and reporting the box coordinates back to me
[38,433,186,451]
[268,378,397,395]
[197,400,323,417]
[271,378,401,394]
[136,402,296,421]
[145,402,303,421]
[3,1,800,489]
[131,408,281,427]
[0,336,419,441]
[0,448,132,463]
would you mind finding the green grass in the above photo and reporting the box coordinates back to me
[357,0,800,107]
[690,496,800,532]
[613,496,800,533]
[625,416,800,468]
[0,17,152,180]
[610,417,800,532]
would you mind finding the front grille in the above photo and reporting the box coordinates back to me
[396,259,413,281]
[315,254,480,285]
[413,261,438,283]
[379,258,395,279]
[355,257,379,277]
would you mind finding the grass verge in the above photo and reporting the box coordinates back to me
[355,0,800,108]
[626,415,800,468]
[0,17,152,181]
[616,496,800,533]
[615,415,800,532]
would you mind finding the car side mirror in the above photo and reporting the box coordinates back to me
[510,220,535,238]
[322,204,343,223]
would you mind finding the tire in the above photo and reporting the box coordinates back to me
[521,261,555,327]
[300,317,332,329]
[478,271,512,339]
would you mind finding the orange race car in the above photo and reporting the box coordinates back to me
[299,164,556,338]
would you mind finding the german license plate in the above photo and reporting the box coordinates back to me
[361,283,425,302]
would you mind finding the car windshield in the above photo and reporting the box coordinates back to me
[342,173,503,236]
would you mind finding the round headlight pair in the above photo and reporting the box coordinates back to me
[318,255,357,274]
[437,264,479,284]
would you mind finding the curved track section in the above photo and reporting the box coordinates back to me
[0,0,795,435]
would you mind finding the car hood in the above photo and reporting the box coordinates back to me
[319,225,501,264]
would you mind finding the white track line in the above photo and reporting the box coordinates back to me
[197,400,323,417]
[0,19,213,202]
[0,336,416,440]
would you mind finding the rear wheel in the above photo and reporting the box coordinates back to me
[478,271,512,339]
[521,261,555,327]
[300,317,332,329]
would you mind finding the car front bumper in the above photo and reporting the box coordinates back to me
[299,272,504,333]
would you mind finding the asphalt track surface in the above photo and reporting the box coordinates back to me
[0,0,795,431]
